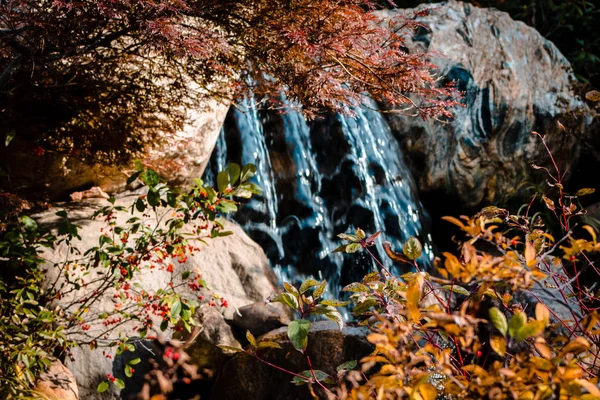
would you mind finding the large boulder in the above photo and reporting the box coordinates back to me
[2,99,227,200]
[212,321,373,400]
[34,359,79,400]
[35,194,278,399]
[379,1,590,209]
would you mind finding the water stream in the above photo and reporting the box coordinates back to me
[204,99,433,294]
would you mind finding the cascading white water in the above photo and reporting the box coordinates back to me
[204,98,433,295]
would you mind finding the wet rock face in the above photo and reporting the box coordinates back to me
[379,1,590,209]
[211,321,373,400]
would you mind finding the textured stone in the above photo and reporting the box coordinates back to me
[211,321,373,400]
[231,302,291,338]
[34,360,79,400]
[34,194,278,399]
[3,98,227,200]
[378,1,590,208]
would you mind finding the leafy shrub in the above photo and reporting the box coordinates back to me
[253,131,600,399]
[0,162,260,396]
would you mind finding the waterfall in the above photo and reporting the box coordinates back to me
[204,99,433,295]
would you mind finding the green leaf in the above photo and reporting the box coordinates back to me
[403,236,422,260]
[576,188,596,196]
[489,307,508,336]
[342,282,370,293]
[217,170,230,193]
[226,163,241,186]
[442,285,470,296]
[508,311,527,339]
[217,345,244,353]
[124,365,133,378]
[135,198,146,213]
[362,271,380,284]
[352,298,380,316]
[147,187,160,207]
[337,360,357,372]
[324,310,343,330]
[5,130,15,147]
[345,243,362,253]
[337,233,359,242]
[299,279,320,294]
[126,170,143,185]
[283,282,299,296]
[313,280,327,299]
[182,271,191,279]
[114,378,125,389]
[170,300,182,318]
[292,370,329,385]
[332,244,348,253]
[246,330,257,347]
[55,210,68,218]
[240,164,257,182]
[355,227,366,239]
[270,292,299,310]
[142,169,161,187]
[21,215,38,231]
[97,381,109,393]
[128,358,141,365]
[288,319,311,352]
[320,299,350,307]
[257,341,282,349]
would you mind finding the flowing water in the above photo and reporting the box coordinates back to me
[204,99,433,295]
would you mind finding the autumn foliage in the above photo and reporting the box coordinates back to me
[0,0,459,165]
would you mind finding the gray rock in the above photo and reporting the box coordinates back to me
[211,321,373,400]
[34,194,278,399]
[378,1,590,208]
[231,302,292,338]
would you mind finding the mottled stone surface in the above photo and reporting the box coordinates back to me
[34,194,277,399]
[379,1,590,208]
[34,359,79,400]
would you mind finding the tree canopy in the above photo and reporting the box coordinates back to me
[0,0,458,164]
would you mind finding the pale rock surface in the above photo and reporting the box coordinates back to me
[34,359,79,400]
[35,194,277,399]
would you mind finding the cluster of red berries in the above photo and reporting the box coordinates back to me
[164,347,180,361]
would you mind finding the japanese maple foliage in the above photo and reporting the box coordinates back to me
[0,0,459,163]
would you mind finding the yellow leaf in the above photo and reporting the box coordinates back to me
[490,335,506,357]
[586,90,600,102]
[418,384,438,400]
[534,338,552,359]
[525,241,537,268]
[575,379,600,397]
[406,277,422,321]
[561,337,590,356]
[583,225,597,244]
[541,195,555,211]
[535,303,550,325]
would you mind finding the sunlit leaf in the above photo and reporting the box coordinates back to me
[403,236,422,260]
[489,307,508,336]
[288,319,311,352]
[299,279,320,294]
[490,335,506,357]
